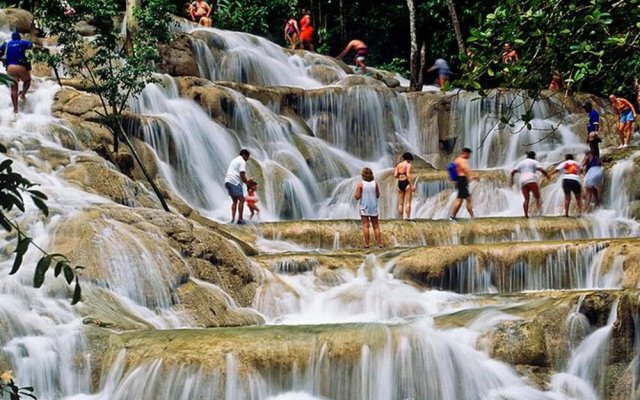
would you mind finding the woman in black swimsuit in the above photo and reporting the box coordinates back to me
[394,152,414,219]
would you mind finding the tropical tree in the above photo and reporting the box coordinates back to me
[34,0,176,212]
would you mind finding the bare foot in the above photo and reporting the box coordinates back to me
[19,92,26,102]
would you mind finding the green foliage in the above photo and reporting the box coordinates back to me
[216,0,295,42]
[0,373,37,400]
[378,57,410,77]
[34,0,176,116]
[460,0,640,97]
[0,144,83,305]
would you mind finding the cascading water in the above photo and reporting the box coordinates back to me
[0,21,638,400]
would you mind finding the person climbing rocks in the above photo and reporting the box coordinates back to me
[354,167,382,248]
[299,9,315,52]
[609,94,637,148]
[501,41,519,65]
[224,149,251,225]
[337,39,368,74]
[449,147,477,220]
[583,102,601,159]
[550,153,582,217]
[427,58,450,88]
[189,0,212,27]
[284,17,300,50]
[0,32,33,114]
[394,152,415,220]
[581,150,603,209]
[510,151,549,218]
[246,179,260,220]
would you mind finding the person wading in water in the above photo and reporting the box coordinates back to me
[394,152,415,220]
[0,32,33,114]
[337,39,369,74]
[224,149,252,225]
[511,151,549,218]
[355,167,382,248]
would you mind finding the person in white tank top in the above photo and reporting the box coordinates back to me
[510,151,549,218]
[354,167,382,248]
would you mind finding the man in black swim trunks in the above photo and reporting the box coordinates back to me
[337,39,368,74]
[450,148,477,220]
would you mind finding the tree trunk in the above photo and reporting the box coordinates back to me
[339,0,345,44]
[418,41,427,86]
[446,0,466,55]
[124,0,141,55]
[407,0,421,91]
[635,78,640,107]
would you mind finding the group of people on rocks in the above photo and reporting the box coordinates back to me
[223,95,632,249]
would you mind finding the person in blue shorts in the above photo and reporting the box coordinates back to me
[428,58,450,88]
[609,94,637,148]
[0,32,33,113]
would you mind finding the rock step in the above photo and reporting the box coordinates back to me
[252,217,631,250]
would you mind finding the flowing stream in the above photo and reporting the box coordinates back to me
[0,25,638,400]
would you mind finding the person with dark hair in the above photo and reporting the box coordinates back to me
[224,149,251,224]
[394,152,414,219]
[548,70,565,91]
[450,148,477,220]
[609,94,637,148]
[0,31,33,113]
[551,153,582,217]
[583,102,601,159]
[354,167,382,248]
[283,17,300,50]
[299,9,314,52]
[511,151,549,218]
[189,0,212,27]
[501,41,519,65]
[337,39,369,74]
[581,150,603,208]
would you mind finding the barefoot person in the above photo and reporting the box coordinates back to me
[510,151,549,218]
[189,0,212,27]
[583,102,601,159]
[224,149,251,224]
[354,167,382,248]
[283,17,300,50]
[0,32,33,114]
[246,179,260,220]
[394,152,414,219]
[337,39,368,74]
[609,94,637,148]
[551,154,582,217]
[581,150,603,208]
[450,148,477,220]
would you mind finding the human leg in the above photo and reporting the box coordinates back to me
[531,183,542,216]
[361,216,371,247]
[404,189,413,219]
[20,75,31,101]
[10,81,18,113]
[450,198,463,219]
[397,190,405,219]
[237,196,245,222]
[624,122,632,146]
[521,185,531,218]
[371,216,382,247]
[230,198,237,222]
[465,197,474,218]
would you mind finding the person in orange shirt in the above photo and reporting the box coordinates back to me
[299,10,315,52]
[609,94,637,148]
[501,41,519,65]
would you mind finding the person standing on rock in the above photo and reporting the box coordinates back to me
[337,39,368,74]
[449,148,477,220]
[355,167,382,248]
[583,102,601,159]
[283,17,300,50]
[224,149,251,225]
[0,32,33,114]
[510,151,549,218]
[394,152,415,220]
[581,150,603,209]
[609,94,637,148]
[550,153,582,217]
[299,9,315,52]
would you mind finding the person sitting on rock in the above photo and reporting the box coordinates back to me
[0,31,33,114]
[189,0,212,27]
[337,39,368,74]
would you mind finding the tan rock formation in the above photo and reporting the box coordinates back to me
[0,8,33,33]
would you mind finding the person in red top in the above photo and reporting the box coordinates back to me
[246,180,260,220]
[548,70,565,91]
[501,41,519,65]
[394,152,414,220]
[299,10,315,52]
[609,94,637,148]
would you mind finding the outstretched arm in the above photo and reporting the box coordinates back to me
[510,169,517,185]
[337,43,352,59]
[205,3,211,17]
